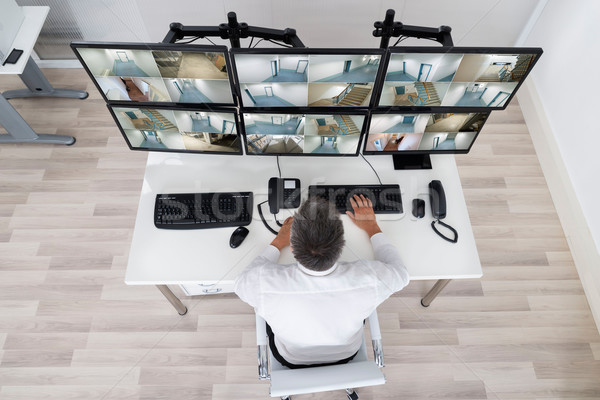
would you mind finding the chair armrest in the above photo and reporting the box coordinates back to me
[367,310,384,368]
[255,314,270,380]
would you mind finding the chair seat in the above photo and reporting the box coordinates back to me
[270,361,385,397]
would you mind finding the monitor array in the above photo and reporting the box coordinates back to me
[72,43,541,157]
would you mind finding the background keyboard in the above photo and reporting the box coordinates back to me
[154,192,253,229]
[308,184,403,214]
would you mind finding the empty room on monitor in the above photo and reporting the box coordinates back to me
[304,135,360,154]
[152,51,228,79]
[163,78,233,104]
[370,114,428,134]
[418,131,477,151]
[95,76,171,102]
[240,83,307,107]
[123,129,185,150]
[442,81,516,107]
[234,54,309,83]
[425,112,487,133]
[309,54,381,83]
[453,53,536,83]
[304,114,363,136]
[246,134,303,154]
[77,48,161,77]
[243,114,304,135]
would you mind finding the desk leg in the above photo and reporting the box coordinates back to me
[420,279,451,307]
[156,285,188,315]
[3,57,88,100]
[0,94,76,145]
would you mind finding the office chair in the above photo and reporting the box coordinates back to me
[255,311,386,400]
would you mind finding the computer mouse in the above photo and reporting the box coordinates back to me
[230,226,249,248]
[412,198,425,219]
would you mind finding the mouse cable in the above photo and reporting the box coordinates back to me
[257,201,279,235]
[431,219,459,243]
[360,153,383,185]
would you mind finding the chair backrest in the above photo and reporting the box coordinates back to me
[256,311,386,398]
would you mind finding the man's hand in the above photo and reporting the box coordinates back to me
[270,216,293,251]
[346,194,382,237]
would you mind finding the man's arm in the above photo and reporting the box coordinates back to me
[234,217,293,307]
[346,194,410,293]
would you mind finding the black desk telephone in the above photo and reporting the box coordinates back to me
[268,177,301,214]
[429,180,458,243]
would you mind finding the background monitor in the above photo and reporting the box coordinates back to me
[377,47,542,109]
[71,42,236,106]
[107,105,242,155]
[241,111,366,156]
[363,110,490,155]
[231,49,385,109]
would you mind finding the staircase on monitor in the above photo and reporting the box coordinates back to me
[338,85,371,106]
[409,82,441,106]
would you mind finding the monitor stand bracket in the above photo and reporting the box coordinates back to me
[373,10,453,170]
[162,11,305,48]
[373,9,454,48]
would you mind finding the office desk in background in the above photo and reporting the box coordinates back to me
[0,6,87,145]
[125,153,482,314]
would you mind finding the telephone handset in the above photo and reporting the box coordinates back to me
[428,180,458,243]
[268,177,301,214]
[429,180,447,219]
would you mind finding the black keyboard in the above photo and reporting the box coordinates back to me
[154,192,253,229]
[308,184,403,214]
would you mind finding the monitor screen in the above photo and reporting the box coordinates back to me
[107,105,242,155]
[242,112,366,156]
[71,42,236,106]
[377,47,541,109]
[363,111,490,154]
[231,49,385,108]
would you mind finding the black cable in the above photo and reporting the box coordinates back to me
[276,156,281,178]
[265,39,293,48]
[252,39,265,48]
[175,36,201,44]
[392,36,408,47]
[360,153,383,185]
[248,37,254,48]
[431,219,459,243]
[258,201,278,235]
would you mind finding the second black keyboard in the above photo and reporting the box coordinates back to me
[154,192,253,229]
[308,184,403,214]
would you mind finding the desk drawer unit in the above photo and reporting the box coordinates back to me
[180,282,235,296]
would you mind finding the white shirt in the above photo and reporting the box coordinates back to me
[234,232,410,365]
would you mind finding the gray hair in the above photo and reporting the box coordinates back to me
[290,197,345,271]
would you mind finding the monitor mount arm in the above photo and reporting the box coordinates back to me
[162,11,305,48]
[373,9,454,48]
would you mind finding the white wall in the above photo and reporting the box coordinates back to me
[96,77,128,100]
[124,130,144,147]
[158,132,185,149]
[280,55,308,70]
[370,115,405,132]
[431,54,463,81]
[307,83,346,104]
[195,80,234,103]
[454,54,494,81]
[308,55,371,81]
[234,55,274,82]
[518,0,600,332]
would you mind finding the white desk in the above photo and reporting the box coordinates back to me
[0,6,87,145]
[126,153,482,314]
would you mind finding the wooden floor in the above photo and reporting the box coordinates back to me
[1,69,599,399]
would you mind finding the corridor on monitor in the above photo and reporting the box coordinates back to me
[243,112,365,155]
